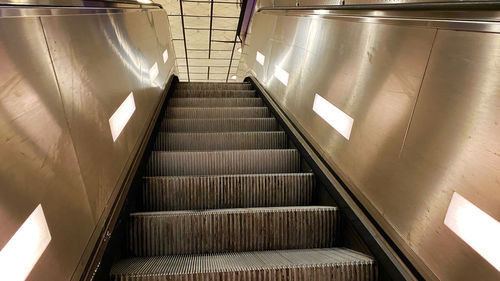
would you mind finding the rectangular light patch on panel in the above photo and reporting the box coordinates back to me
[163,49,169,63]
[0,204,51,281]
[149,62,159,81]
[274,65,289,86]
[109,92,136,142]
[445,192,500,271]
[256,51,265,66]
[312,93,354,140]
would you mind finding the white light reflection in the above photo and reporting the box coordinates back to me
[149,62,159,82]
[109,92,136,141]
[0,205,51,281]
[238,48,242,53]
[256,51,265,66]
[274,65,289,86]
[137,0,152,3]
[231,75,237,80]
[163,49,169,63]
[445,192,500,271]
[313,10,330,15]
[312,93,354,140]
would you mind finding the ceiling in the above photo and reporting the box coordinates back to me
[156,0,243,82]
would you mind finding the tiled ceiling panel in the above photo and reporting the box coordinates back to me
[169,17,184,38]
[156,0,242,82]
[212,17,239,29]
[184,16,211,28]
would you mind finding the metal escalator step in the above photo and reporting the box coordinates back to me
[173,90,256,98]
[111,249,375,281]
[129,206,338,256]
[161,118,280,132]
[142,173,314,211]
[166,107,269,119]
[153,132,287,151]
[168,98,263,107]
[145,149,300,176]
[176,82,253,90]
[111,248,375,281]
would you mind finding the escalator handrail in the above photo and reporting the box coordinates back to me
[0,0,162,9]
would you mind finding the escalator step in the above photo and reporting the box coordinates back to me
[142,173,314,211]
[145,149,300,176]
[176,82,253,90]
[111,248,375,281]
[161,118,280,132]
[173,90,256,98]
[169,98,263,107]
[166,107,270,119]
[153,132,287,151]
[129,206,338,256]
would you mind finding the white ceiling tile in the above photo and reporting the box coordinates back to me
[212,17,239,29]
[213,3,240,17]
[212,30,236,41]
[190,73,209,80]
[187,50,209,58]
[189,58,231,67]
[158,0,180,14]
[210,73,229,80]
[211,41,234,50]
[210,50,232,59]
[184,17,211,28]
[168,17,184,38]
[190,66,210,72]
[183,2,211,16]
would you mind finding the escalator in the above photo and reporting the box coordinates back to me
[108,81,377,281]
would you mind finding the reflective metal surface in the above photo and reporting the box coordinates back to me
[259,0,500,7]
[239,9,500,281]
[0,0,160,8]
[0,16,94,281]
[345,0,498,4]
[0,5,175,281]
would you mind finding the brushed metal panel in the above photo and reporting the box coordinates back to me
[242,10,500,281]
[398,30,500,281]
[242,13,438,279]
[345,0,486,4]
[300,0,342,5]
[0,17,94,281]
[275,0,297,7]
[41,11,169,221]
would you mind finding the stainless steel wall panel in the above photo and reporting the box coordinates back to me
[274,0,297,6]
[42,12,146,220]
[151,11,177,81]
[397,29,500,281]
[242,13,278,85]
[345,0,481,5]
[300,0,342,6]
[0,6,174,281]
[0,17,95,281]
[240,10,500,281]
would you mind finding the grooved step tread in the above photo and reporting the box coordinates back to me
[173,90,256,98]
[161,118,280,132]
[166,107,270,119]
[169,98,263,107]
[153,132,287,151]
[145,149,301,176]
[129,206,338,256]
[110,248,376,281]
[142,173,314,211]
[176,82,253,90]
